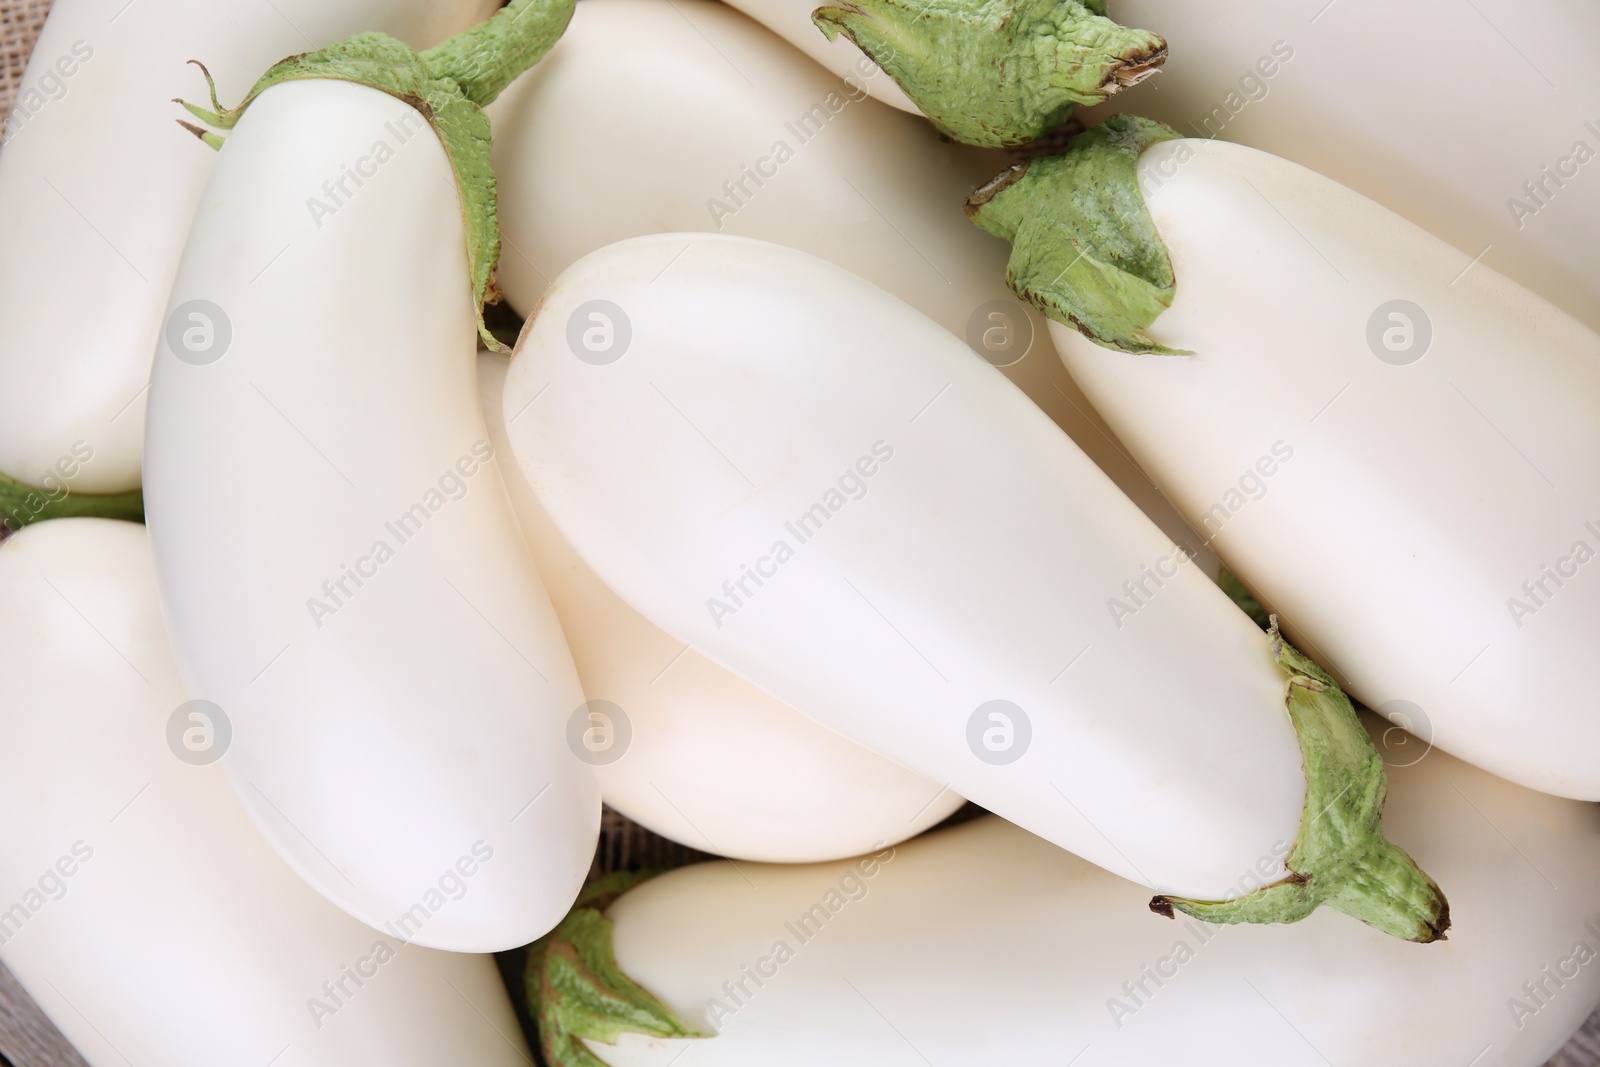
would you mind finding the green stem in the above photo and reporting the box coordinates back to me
[422,0,576,108]
[172,0,574,349]
[527,872,709,1067]
[1217,566,1271,631]
[0,472,143,533]
[811,0,1166,148]
[966,114,1186,354]
[1151,622,1451,943]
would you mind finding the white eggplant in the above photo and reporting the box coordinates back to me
[968,120,1600,801]
[482,0,1200,861]
[486,0,1197,556]
[503,232,1449,939]
[143,7,599,951]
[0,518,533,1067]
[0,0,496,511]
[533,716,1600,1067]
[1103,0,1600,330]
[478,352,961,862]
[713,0,919,114]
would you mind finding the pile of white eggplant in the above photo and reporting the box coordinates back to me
[1,0,1598,1063]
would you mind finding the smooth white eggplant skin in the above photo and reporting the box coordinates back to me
[504,232,1310,901]
[484,0,1206,561]
[0,519,533,1067]
[713,0,919,114]
[1049,138,1600,801]
[479,351,962,862]
[1103,0,1600,331]
[143,79,599,952]
[0,0,497,496]
[584,717,1600,1067]
[481,0,1191,863]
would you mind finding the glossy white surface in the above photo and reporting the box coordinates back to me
[0,519,533,1067]
[479,352,962,862]
[596,717,1600,1066]
[0,0,496,493]
[505,233,1308,900]
[485,0,1203,558]
[1055,138,1600,800]
[143,80,598,951]
[716,0,918,113]
[1105,0,1600,330]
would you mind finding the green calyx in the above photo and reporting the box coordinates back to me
[1151,621,1451,944]
[811,0,1165,148]
[966,114,1185,354]
[174,0,575,350]
[0,471,143,534]
[1217,566,1271,631]
[527,871,710,1067]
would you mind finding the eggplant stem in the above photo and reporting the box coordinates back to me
[1150,620,1451,944]
[421,0,577,109]
[966,115,1191,355]
[165,0,579,351]
[526,872,709,1067]
[0,470,144,535]
[810,0,1167,147]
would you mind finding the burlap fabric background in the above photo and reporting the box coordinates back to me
[0,0,48,113]
[3,2,1600,1064]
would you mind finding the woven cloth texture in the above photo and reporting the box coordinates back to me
[0,0,48,120]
